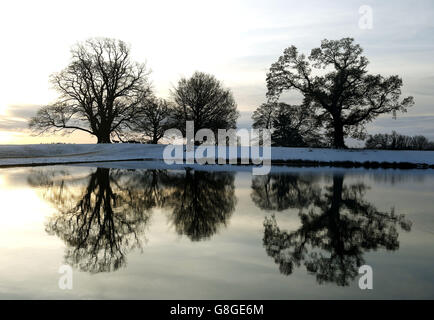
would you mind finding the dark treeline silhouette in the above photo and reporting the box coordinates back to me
[258,37,414,149]
[251,173,412,286]
[252,102,326,147]
[28,37,418,149]
[29,38,239,144]
[125,71,240,144]
[28,167,236,272]
[365,131,434,150]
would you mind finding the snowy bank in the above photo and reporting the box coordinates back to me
[0,144,434,168]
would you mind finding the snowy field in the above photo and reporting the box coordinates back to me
[0,144,434,167]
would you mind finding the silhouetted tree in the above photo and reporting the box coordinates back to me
[131,97,173,144]
[272,103,325,147]
[29,38,152,143]
[171,72,239,139]
[260,174,412,285]
[252,102,276,130]
[252,102,324,147]
[271,107,306,147]
[164,169,237,241]
[267,38,414,148]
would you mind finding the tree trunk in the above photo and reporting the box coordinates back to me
[152,131,159,144]
[97,131,111,144]
[332,120,346,149]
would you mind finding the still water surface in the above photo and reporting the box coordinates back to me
[0,163,433,299]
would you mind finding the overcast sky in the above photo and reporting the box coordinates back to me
[0,0,433,144]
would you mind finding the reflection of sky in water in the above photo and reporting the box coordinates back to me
[0,165,433,299]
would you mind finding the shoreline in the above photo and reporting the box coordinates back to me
[1,157,433,170]
[1,144,434,170]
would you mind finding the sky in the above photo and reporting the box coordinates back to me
[0,0,433,144]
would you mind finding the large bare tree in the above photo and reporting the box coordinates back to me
[29,38,152,143]
[267,38,414,148]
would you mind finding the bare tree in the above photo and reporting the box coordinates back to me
[267,38,414,148]
[132,97,173,144]
[171,71,239,138]
[29,38,152,143]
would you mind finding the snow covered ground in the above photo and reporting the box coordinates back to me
[0,143,434,167]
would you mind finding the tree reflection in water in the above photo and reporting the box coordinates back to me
[28,167,236,273]
[165,169,236,241]
[252,173,412,286]
[251,173,321,211]
[29,168,154,273]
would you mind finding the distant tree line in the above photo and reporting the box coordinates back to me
[365,131,434,150]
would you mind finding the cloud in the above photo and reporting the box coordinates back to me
[407,77,434,97]
[367,116,434,140]
[0,117,29,132]
[5,105,40,119]
[0,0,433,144]
[0,104,41,133]
[0,104,40,133]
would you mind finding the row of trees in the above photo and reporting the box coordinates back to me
[365,131,434,150]
[29,37,415,149]
[253,37,414,149]
[29,38,239,144]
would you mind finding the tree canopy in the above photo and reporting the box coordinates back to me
[131,96,173,144]
[29,38,152,143]
[266,38,414,148]
[252,102,326,147]
[252,102,324,147]
[171,71,239,138]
